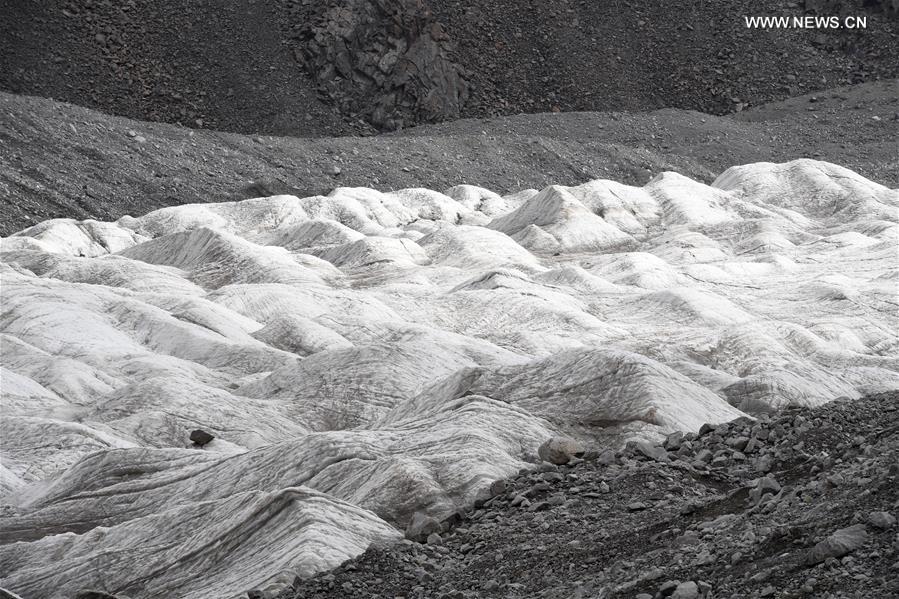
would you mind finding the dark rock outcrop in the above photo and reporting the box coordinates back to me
[285,0,468,130]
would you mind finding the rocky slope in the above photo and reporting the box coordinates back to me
[0,0,353,137]
[2,0,896,134]
[1,159,897,598]
[280,391,899,599]
[426,0,899,121]
[2,79,897,236]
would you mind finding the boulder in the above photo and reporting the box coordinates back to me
[867,511,896,530]
[663,431,684,450]
[538,437,584,465]
[405,511,441,541]
[671,581,700,599]
[804,524,869,565]
[749,476,781,504]
[489,479,508,497]
[189,429,215,446]
[635,441,669,462]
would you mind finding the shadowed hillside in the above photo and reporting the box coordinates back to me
[1,0,896,135]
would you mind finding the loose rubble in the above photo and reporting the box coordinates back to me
[279,391,899,599]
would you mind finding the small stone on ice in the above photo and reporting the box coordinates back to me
[189,429,215,446]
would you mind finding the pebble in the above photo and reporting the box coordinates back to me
[658,581,680,595]
[867,511,896,530]
[671,581,700,599]
[405,512,440,540]
[596,449,616,465]
[546,493,566,506]
[804,524,869,565]
[664,431,684,450]
[635,441,669,462]
[695,449,713,463]
[756,454,774,472]
[528,482,551,496]
[728,436,750,451]
[750,476,781,504]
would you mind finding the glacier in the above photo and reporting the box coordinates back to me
[0,159,897,598]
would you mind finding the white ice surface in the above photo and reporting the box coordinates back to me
[1,159,897,598]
